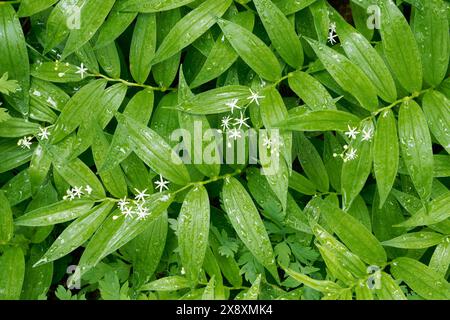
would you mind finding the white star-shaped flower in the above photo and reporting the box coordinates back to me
[154,175,169,193]
[17,136,33,149]
[345,125,360,140]
[228,128,242,140]
[134,188,149,202]
[63,188,76,201]
[247,89,265,106]
[225,99,240,113]
[362,128,373,141]
[121,206,134,218]
[117,197,129,210]
[329,22,337,33]
[221,116,232,130]
[234,111,250,129]
[328,33,338,45]
[37,127,51,140]
[263,137,272,149]
[136,206,150,220]
[72,186,84,198]
[75,63,88,79]
[344,148,358,162]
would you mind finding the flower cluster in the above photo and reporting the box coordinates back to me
[328,22,338,45]
[333,124,374,162]
[17,136,33,149]
[63,185,93,201]
[116,189,150,220]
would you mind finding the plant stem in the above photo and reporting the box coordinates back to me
[93,73,176,92]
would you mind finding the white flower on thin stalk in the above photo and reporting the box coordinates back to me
[63,188,76,201]
[121,206,134,219]
[362,127,373,142]
[228,128,242,140]
[234,111,250,129]
[263,137,272,149]
[84,185,93,195]
[344,148,358,162]
[328,22,338,45]
[72,186,84,198]
[17,136,33,149]
[221,115,232,131]
[345,125,360,140]
[154,175,170,193]
[37,127,51,140]
[225,99,240,113]
[134,188,149,202]
[136,205,150,220]
[247,89,265,106]
[75,63,88,79]
[117,197,129,210]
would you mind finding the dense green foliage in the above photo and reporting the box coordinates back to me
[0,0,449,300]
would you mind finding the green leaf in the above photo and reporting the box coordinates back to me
[288,71,336,110]
[373,110,399,208]
[0,246,25,300]
[222,177,279,282]
[341,121,374,210]
[423,90,450,154]
[140,276,190,291]
[130,13,157,83]
[0,4,30,115]
[331,8,397,102]
[283,267,343,293]
[15,200,94,227]
[398,100,433,201]
[95,10,137,48]
[375,272,407,300]
[413,0,449,87]
[0,191,14,244]
[0,118,40,138]
[305,37,379,111]
[378,0,423,93]
[277,110,360,132]
[178,185,210,284]
[62,0,116,58]
[18,0,59,17]
[391,257,450,300]
[0,72,20,95]
[312,198,387,266]
[429,241,450,278]
[152,0,232,64]
[116,0,196,12]
[95,42,121,79]
[21,244,53,300]
[382,232,445,249]
[253,0,303,68]
[118,113,191,185]
[51,80,107,143]
[36,201,114,266]
[218,18,282,82]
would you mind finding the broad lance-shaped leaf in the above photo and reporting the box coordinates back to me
[253,0,303,68]
[218,18,281,82]
[277,110,360,132]
[0,191,14,244]
[373,110,399,208]
[35,201,114,267]
[122,211,168,286]
[429,241,450,278]
[130,13,156,84]
[179,85,250,115]
[116,0,196,12]
[18,0,59,17]
[311,197,387,266]
[413,0,449,87]
[375,272,407,300]
[95,10,137,49]
[391,257,450,300]
[152,0,232,64]
[0,246,25,300]
[283,267,343,293]
[99,89,155,172]
[378,0,423,93]
[21,244,53,300]
[382,232,445,249]
[221,177,279,282]
[288,71,336,110]
[70,193,173,285]
[0,118,39,138]
[398,100,433,201]
[31,62,92,83]
[396,192,450,228]
[178,185,210,284]
[62,0,115,58]
[0,4,30,115]
[305,37,378,111]
[190,11,255,88]
[330,7,397,102]
[14,200,94,227]
[139,276,190,291]
[423,90,450,154]
[341,121,374,210]
[117,113,190,185]
[51,80,107,143]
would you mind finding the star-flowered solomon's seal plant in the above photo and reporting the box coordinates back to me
[0,0,449,301]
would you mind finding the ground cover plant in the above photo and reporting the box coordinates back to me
[0,0,449,301]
